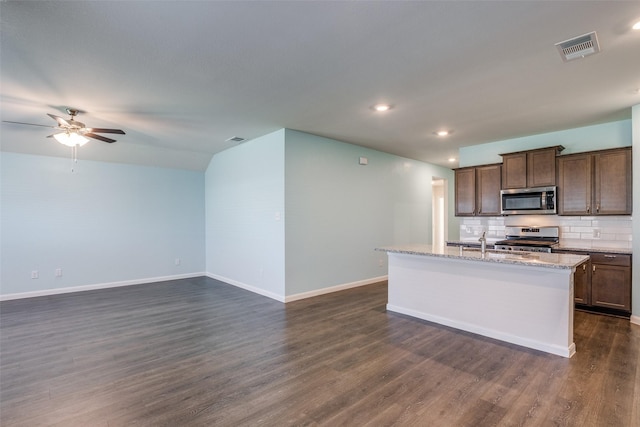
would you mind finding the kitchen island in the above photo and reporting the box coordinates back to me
[376,245,589,358]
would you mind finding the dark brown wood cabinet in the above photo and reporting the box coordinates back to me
[455,164,501,216]
[591,253,632,312]
[557,147,632,215]
[573,259,591,305]
[594,149,632,215]
[455,167,476,216]
[501,146,562,189]
[557,153,592,215]
[556,249,632,315]
[501,152,527,189]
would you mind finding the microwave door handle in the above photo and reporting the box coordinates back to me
[541,191,547,210]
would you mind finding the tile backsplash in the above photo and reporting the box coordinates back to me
[458,215,632,250]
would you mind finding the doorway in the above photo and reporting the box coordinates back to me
[432,178,448,250]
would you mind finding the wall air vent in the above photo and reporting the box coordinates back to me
[555,31,600,62]
[226,136,246,143]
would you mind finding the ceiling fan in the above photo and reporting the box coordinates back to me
[3,108,125,147]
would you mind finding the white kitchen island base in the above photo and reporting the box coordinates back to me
[385,251,580,358]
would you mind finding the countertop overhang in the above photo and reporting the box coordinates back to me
[377,244,589,270]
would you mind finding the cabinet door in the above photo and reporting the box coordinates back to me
[591,263,631,312]
[527,149,556,187]
[476,165,501,216]
[594,148,632,215]
[573,260,590,305]
[455,168,476,216]
[557,154,592,215]
[501,153,527,189]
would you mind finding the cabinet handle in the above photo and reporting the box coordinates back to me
[586,206,590,214]
[593,265,596,273]
[582,264,586,271]
[596,204,600,213]
[604,255,616,259]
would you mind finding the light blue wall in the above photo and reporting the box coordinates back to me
[459,120,632,167]
[284,129,456,295]
[204,128,456,299]
[1,152,205,296]
[204,130,286,299]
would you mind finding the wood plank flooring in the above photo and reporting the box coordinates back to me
[1,277,639,426]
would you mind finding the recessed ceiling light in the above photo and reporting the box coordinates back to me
[633,21,640,30]
[448,157,456,162]
[372,104,392,112]
[435,130,452,137]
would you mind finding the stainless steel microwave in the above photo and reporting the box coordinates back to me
[500,186,557,215]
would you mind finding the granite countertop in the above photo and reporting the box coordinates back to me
[447,240,632,256]
[377,244,589,270]
[553,244,632,255]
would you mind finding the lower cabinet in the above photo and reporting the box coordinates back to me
[573,259,590,305]
[591,253,632,312]
[559,251,632,315]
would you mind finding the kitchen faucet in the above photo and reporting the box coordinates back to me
[479,231,487,255]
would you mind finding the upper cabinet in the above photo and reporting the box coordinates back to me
[556,153,591,215]
[501,146,564,189]
[455,164,501,216]
[454,145,631,218]
[594,149,632,215]
[557,147,632,216]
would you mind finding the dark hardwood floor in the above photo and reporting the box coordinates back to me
[1,277,639,426]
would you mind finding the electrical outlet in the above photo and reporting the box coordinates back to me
[378,259,384,267]
[593,229,601,239]
[55,268,62,277]
[174,258,181,266]
[31,270,39,279]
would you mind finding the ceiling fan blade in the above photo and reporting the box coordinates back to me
[86,128,126,135]
[85,132,116,143]
[47,113,71,127]
[3,120,58,128]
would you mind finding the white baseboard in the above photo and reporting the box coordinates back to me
[283,275,388,303]
[206,273,286,302]
[206,273,388,304]
[631,315,640,326]
[0,272,205,301]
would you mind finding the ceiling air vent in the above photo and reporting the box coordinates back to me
[226,136,246,143]
[555,31,600,62]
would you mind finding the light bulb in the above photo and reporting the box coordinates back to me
[373,104,391,112]
[53,132,89,147]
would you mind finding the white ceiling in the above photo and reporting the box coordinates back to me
[1,1,639,171]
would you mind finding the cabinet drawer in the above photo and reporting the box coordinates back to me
[590,253,631,267]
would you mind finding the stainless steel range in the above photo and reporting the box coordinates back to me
[494,226,559,253]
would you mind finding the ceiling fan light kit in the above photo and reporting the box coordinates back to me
[2,107,126,147]
[52,131,89,147]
